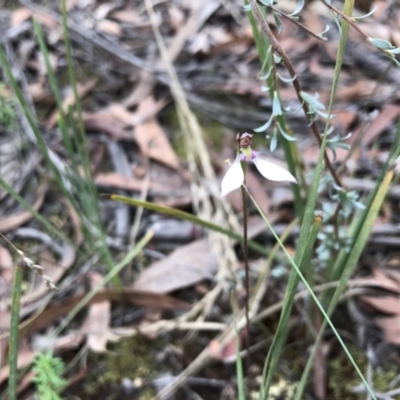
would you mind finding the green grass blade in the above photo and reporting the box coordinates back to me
[296,123,400,399]
[235,325,246,400]
[33,20,65,120]
[110,195,271,256]
[294,0,378,395]
[60,0,119,283]
[8,260,23,400]
[0,46,72,202]
[258,89,329,393]
[258,213,322,398]
[33,19,79,176]
[60,0,90,174]
[247,192,376,400]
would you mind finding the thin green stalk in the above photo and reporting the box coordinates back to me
[235,323,246,400]
[296,90,400,399]
[109,195,271,257]
[8,260,24,400]
[33,19,79,177]
[0,47,72,204]
[258,213,322,399]
[258,93,329,395]
[60,0,121,285]
[247,192,376,400]
[240,161,251,363]
[294,0,377,396]
[33,20,64,119]
[60,0,91,178]
[300,181,395,400]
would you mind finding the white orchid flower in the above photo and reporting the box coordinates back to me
[221,151,297,197]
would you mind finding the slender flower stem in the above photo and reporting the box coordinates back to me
[240,161,251,368]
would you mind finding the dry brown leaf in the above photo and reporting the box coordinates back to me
[123,71,156,108]
[83,111,133,140]
[168,5,185,31]
[11,8,32,27]
[61,197,83,246]
[32,12,58,29]
[46,79,98,127]
[188,31,211,54]
[360,295,400,314]
[95,172,167,192]
[52,333,85,351]
[392,30,400,47]
[28,80,52,103]
[0,246,14,300]
[97,19,122,36]
[357,268,400,315]
[357,269,400,345]
[108,101,169,126]
[0,342,35,385]
[0,184,47,233]
[94,3,116,20]
[66,0,80,11]
[375,315,400,345]
[356,268,400,293]
[208,328,246,362]
[358,21,391,42]
[123,1,218,106]
[135,97,180,170]
[330,110,357,133]
[0,308,10,332]
[133,238,217,294]
[169,0,220,59]
[9,289,190,340]
[107,103,136,125]
[0,246,13,282]
[361,105,400,146]
[80,273,111,353]
[110,10,140,24]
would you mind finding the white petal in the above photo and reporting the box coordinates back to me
[253,157,297,183]
[221,156,245,197]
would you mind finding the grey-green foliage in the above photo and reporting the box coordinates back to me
[32,352,67,400]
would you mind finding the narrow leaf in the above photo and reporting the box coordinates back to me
[368,37,394,50]
[290,0,305,16]
[272,91,282,116]
[353,5,377,20]
[277,73,296,83]
[254,114,274,132]
[273,12,283,34]
[300,91,325,110]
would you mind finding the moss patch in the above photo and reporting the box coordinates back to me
[329,345,398,399]
[83,336,165,399]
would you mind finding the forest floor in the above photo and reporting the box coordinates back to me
[1,0,400,399]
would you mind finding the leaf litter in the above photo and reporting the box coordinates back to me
[1,0,400,398]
